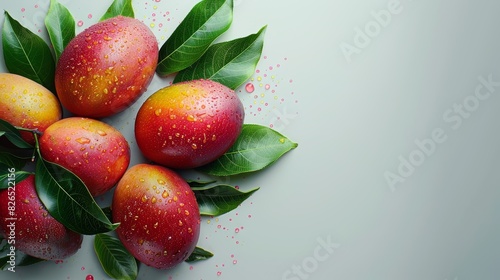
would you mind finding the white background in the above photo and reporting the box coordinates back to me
[2,0,500,279]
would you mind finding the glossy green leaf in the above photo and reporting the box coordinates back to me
[156,0,233,76]
[192,184,259,216]
[0,169,31,190]
[44,0,76,62]
[0,145,33,170]
[35,149,119,235]
[2,12,56,93]
[94,234,138,280]
[0,119,33,149]
[185,246,214,263]
[198,124,298,176]
[187,179,216,188]
[100,0,135,21]
[174,26,267,89]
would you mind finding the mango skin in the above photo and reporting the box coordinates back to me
[55,16,158,118]
[112,164,200,269]
[135,79,244,169]
[0,73,62,145]
[0,175,83,260]
[39,117,130,197]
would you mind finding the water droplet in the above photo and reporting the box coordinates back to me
[162,190,169,198]
[191,143,198,150]
[96,130,107,136]
[141,195,148,202]
[76,137,91,144]
[186,115,196,122]
[178,220,183,226]
[155,108,162,116]
[245,83,254,93]
[235,228,240,233]
[151,197,157,204]
[279,138,286,143]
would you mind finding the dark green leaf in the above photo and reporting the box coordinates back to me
[100,0,135,21]
[156,0,233,76]
[185,246,214,263]
[2,12,56,93]
[0,119,33,149]
[192,184,258,216]
[174,26,267,89]
[0,145,33,171]
[35,151,119,235]
[45,0,76,62]
[198,124,298,176]
[101,206,113,222]
[0,170,31,190]
[187,179,216,188]
[94,234,138,280]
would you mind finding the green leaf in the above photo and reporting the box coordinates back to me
[174,26,267,90]
[0,145,33,170]
[44,0,76,62]
[0,119,33,149]
[0,170,31,190]
[35,150,119,235]
[198,124,298,176]
[185,246,214,263]
[156,0,233,76]
[192,184,259,216]
[100,0,135,21]
[2,12,56,93]
[94,234,138,280]
[187,179,216,188]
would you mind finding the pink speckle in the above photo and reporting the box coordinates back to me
[256,69,260,74]
[217,271,222,276]
[248,214,252,218]
[269,66,273,70]
[234,228,240,233]
[85,275,94,280]
[77,20,84,27]
[54,260,64,264]
[81,266,85,270]
[21,8,25,12]
[155,0,161,2]
[34,4,39,8]
[88,14,92,19]
[245,83,255,93]
[265,84,271,90]
[189,265,194,270]
[233,259,238,265]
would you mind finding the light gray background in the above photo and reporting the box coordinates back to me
[1,0,500,279]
